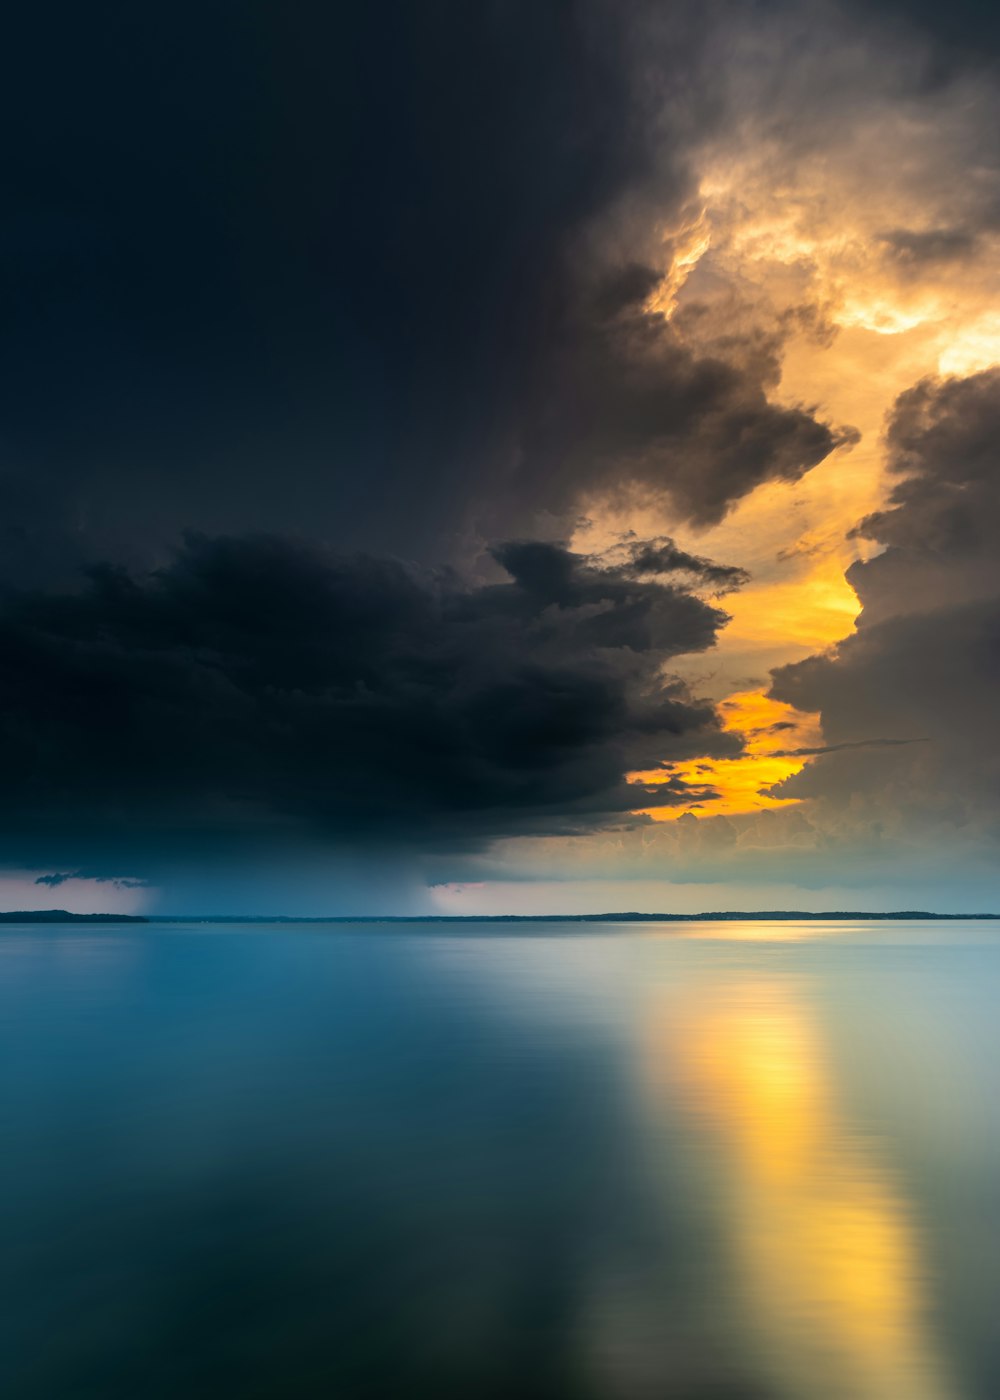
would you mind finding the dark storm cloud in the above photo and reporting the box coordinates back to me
[34,872,147,889]
[0,535,742,871]
[604,535,750,592]
[877,226,979,266]
[505,267,852,529]
[770,369,1000,847]
[4,0,997,893]
[846,0,1000,68]
[0,0,660,569]
[0,0,851,582]
[520,530,751,594]
[845,369,1000,622]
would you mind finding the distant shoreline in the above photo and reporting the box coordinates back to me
[1,909,996,925]
[148,910,999,923]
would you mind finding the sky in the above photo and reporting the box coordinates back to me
[2,0,999,914]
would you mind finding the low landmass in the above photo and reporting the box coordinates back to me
[0,910,148,923]
[152,910,999,923]
[3,910,994,925]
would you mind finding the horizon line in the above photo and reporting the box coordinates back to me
[2,908,1000,924]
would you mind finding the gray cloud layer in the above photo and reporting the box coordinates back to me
[770,368,1000,861]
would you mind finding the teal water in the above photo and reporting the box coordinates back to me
[1,919,998,1399]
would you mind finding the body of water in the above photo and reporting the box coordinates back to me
[1,918,998,1398]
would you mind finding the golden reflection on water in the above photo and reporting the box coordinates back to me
[644,963,955,1400]
[676,919,854,944]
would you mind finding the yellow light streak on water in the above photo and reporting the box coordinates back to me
[642,965,955,1400]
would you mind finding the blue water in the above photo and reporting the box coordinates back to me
[1,919,999,1399]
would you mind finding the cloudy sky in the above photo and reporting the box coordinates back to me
[3,0,999,914]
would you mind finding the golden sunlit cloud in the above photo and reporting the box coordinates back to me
[631,689,823,820]
[577,50,1000,842]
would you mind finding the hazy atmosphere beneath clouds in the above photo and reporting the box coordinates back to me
[3,0,999,914]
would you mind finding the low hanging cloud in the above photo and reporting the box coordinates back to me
[34,872,148,890]
[0,533,745,873]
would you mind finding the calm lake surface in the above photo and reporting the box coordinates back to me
[1,918,999,1399]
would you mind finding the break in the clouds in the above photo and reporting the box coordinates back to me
[0,534,741,874]
[491,366,1000,905]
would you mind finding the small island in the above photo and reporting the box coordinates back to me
[0,910,148,923]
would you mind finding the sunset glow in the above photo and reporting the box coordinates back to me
[632,689,823,819]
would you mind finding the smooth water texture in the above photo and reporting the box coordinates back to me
[1,919,999,1399]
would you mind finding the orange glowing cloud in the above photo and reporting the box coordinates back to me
[631,688,823,820]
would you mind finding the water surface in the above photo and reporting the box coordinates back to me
[1,918,998,1398]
